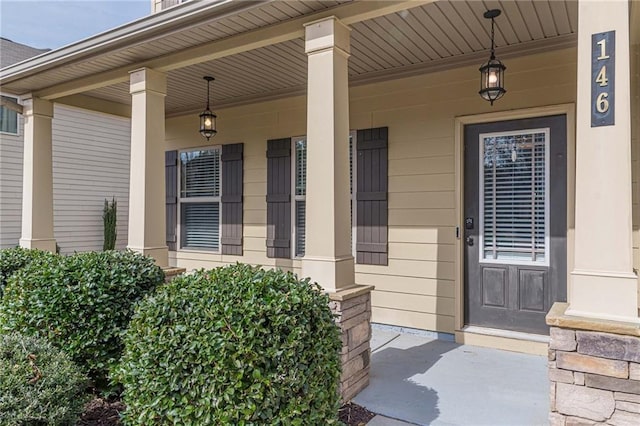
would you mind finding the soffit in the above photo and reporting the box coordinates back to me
[84,0,578,116]
[1,0,348,94]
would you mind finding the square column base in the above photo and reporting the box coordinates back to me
[19,238,56,253]
[127,245,168,267]
[328,285,374,402]
[567,270,639,323]
[546,303,640,425]
[301,255,355,292]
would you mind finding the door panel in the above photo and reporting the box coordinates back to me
[464,115,567,335]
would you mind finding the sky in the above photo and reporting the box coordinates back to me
[0,0,150,50]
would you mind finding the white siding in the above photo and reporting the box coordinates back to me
[0,116,24,248]
[52,105,130,254]
[0,104,131,253]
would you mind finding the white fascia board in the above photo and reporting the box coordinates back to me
[0,0,267,83]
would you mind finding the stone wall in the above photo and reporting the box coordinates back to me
[548,327,640,425]
[329,285,373,402]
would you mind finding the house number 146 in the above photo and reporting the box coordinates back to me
[591,31,615,127]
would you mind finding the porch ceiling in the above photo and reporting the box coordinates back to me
[2,0,578,117]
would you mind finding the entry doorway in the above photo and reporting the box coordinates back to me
[463,115,567,335]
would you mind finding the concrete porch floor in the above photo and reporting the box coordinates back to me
[354,326,549,426]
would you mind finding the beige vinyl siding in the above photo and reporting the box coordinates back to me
[166,47,578,334]
[352,48,576,333]
[0,115,24,248]
[166,97,306,273]
[52,105,130,254]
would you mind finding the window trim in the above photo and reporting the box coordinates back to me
[291,136,306,259]
[177,144,222,253]
[0,93,20,136]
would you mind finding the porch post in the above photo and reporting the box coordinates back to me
[568,0,638,321]
[302,16,354,292]
[127,67,168,266]
[19,96,56,252]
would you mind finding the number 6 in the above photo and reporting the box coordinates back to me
[596,92,609,113]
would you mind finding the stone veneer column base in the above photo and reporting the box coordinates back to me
[546,303,640,426]
[162,266,185,282]
[328,285,374,403]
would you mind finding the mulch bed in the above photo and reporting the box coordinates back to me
[78,398,375,425]
[338,402,376,426]
[77,398,125,426]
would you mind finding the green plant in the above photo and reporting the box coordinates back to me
[118,264,342,425]
[0,332,90,426]
[103,197,117,251]
[0,250,164,390]
[0,247,55,298]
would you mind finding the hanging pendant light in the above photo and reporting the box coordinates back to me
[479,9,506,105]
[199,76,217,140]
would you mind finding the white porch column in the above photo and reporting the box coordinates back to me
[568,0,638,321]
[19,96,56,252]
[302,17,353,292]
[127,67,168,266]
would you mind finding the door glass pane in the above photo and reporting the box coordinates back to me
[480,129,548,264]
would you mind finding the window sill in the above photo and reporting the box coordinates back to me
[178,248,221,254]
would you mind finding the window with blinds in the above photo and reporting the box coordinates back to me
[0,95,18,135]
[349,131,357,257]
[480,129,549,264]
[293,138,306,257]
[179,148,221,250]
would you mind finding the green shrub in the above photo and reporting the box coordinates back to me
[0,247,55,298]
[0,332,90,425]
[118,264,342,425]
[0,250,164,389]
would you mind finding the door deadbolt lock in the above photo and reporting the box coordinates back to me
[465,217,474,230]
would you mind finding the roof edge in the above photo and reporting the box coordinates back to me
[0,0,269,84]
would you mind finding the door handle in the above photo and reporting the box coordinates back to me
[466,236,474,246]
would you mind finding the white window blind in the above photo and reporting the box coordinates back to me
[480,129,548,264]
[179,148,221,250]
[294,138,306,257]
[180,149,220,198]
[181,203,220,250]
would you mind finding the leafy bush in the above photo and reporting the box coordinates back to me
[0,332,89,425]
[118,264,342,425]
[0,250,164,389]
[0,247,55,298]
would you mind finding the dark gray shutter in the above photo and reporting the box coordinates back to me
[356,127,388,265]
[165,150,178,251]
[266,138,291,259]
[221,143,244,255]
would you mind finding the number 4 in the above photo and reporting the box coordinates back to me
[595,65,608,87]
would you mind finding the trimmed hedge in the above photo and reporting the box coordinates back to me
[0,247,55,298]
[118,264,342,425]
[0,250,164,389]
[0,332,89,426]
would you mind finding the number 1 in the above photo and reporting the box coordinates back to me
[597,39,609,60]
